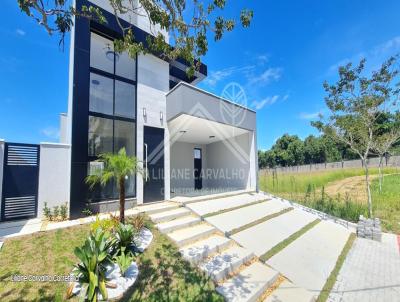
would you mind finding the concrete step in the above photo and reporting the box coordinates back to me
[263,280,316,302]
[149,207,191,223]
[199,245,255,282]
[217,262,279,302]
[180,235,232,264]
[168,223,217,247]
[157,215,201,233]
[137,202,180,215]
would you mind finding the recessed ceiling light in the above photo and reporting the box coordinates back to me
[91,80,100,85]
[105,50,119,62]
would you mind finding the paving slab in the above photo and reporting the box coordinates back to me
[168,223,216,247]
[180,235,232,264]
[157,215,201,233]
[266,221,351,295]
[199,245,255,281]
[264,280,316,302]
[136,202,179,214]
[187,193,269,216]
[328,236,400,302]
[0,218,43,238]
[217,262,279,302]
[171,189,251,204]
[231,209,316,256]
[206,198,289,234]
[149,207,191,223]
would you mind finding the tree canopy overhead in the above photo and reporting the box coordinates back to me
[17,0,253,77]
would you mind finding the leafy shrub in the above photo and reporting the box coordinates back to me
[82,208,93,217]
[53,206,60,220]
[90,215,119,233]
[43,202,52,221]
[69,228,113,301]
[60,203,68,220]
[114,250,134,277]
[114,223,137,255]
[130,214,146,231]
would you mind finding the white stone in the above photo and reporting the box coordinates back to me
[263,280,316,302]
[71,262,139,300]
[135,227,153,252]
[180,235,232,264]
[157,215,201,233]
[266,221,351,295]
[231,209,316,256]
[149,207,191,223]
[199,245,255,282]
[187,193,269,216]
[168,223,216,247]
[217,262,279,302]
[205,198,289,234]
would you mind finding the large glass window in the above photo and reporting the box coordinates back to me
[115,80,136,118]
[88,116,113,156]
[89,73,114,115]
[90,32,114,73]
[116,51,136,80]
[114,120,136,156]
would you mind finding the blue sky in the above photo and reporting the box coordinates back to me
[1,0,400,149]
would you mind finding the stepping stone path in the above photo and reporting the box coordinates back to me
[141,192,317,302]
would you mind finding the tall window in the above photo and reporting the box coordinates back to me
[88,31,137,200]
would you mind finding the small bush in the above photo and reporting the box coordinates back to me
[90,215,119,233]
[130,214,145,231]
[114,223,138,255]
[60,203,68,220]
[81,207,93,217]
[43,202,52,221]
[114,250,134,277]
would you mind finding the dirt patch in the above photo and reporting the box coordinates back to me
[323,175,379,204]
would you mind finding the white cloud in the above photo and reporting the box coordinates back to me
[16,29,26,36]
[282,94,289,101]
[299,111,321,120]
[257,54,269,64]
[204,65,255,87]
[41,126,60,140]
[248,67,282,85]
[328,36,400,75]
[251,95,279,110]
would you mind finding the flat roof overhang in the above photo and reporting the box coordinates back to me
[166,82,256,132]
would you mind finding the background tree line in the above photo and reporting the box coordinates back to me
[259,114,400,169]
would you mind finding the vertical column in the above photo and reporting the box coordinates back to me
[0,139,4,218]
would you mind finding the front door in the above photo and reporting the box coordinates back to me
[143,126,165,203]
[194,148,202,190]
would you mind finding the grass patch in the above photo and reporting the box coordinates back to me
[260,167,400,233]
[317,233,356,302]
[229,207,293,236]
[203,198,270,218]
[0,218,223,302]
[259,219,320,262]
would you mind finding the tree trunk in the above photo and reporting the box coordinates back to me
[119,177,125,224]
[365,164,373,218]
[378,155,383,194]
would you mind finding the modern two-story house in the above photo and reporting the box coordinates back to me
[63,0,258,217]
[0,0,258,221]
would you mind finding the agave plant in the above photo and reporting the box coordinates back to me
[72,228,114,301]
[114,223,138,255]
[114,250,134,277]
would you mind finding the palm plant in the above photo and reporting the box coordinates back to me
[86,148,143,223]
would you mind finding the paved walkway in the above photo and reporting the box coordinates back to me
[328,234,400,302]
[205,198,289,233]
[186,192,268,216]
[266,221,351,296]
[231,209,316,256]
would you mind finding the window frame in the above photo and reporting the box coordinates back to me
[88,29,138,200]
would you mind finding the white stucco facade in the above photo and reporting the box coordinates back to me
[0,139,4,218]
[37,143,71,218]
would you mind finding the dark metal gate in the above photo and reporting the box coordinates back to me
[1,143,40,221]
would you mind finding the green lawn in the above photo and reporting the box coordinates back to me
[0,219,223,302]
[260,167,400,233]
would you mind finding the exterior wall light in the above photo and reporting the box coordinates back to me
[143,107,147,118]
[160,111,164,121]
